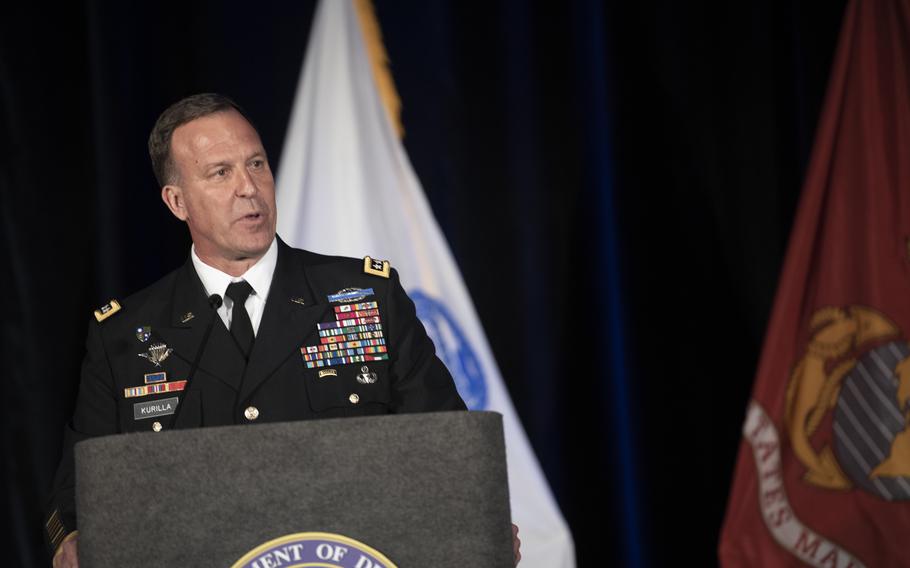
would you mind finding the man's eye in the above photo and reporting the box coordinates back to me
[251,160,263,169]
[215,168,227,177]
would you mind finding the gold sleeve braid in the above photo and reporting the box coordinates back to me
[45,509,75,554]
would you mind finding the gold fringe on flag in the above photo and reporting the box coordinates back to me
[353,0,404,138]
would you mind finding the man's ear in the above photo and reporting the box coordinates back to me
[161,184,188,221]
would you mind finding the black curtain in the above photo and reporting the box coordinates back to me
[0,1,845,565]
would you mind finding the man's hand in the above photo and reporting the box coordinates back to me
[512,523,521,565]
[52,533,78,568]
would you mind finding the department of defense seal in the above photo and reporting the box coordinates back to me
[231,532,396,568]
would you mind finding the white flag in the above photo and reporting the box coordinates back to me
[276,1,576,565]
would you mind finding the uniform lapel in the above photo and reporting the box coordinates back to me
[154,258,246,391]
[239,241,327,402]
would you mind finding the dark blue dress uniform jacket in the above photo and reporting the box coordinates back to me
[44,239,466,553]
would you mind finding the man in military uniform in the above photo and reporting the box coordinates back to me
[46,93,480,567]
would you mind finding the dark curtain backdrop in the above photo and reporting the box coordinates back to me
[0,1,845,566]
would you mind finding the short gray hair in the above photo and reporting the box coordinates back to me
[148,93,251,187]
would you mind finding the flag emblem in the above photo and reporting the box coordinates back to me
[411,290,486,410]
[275,0,575,560]
[786,306,910,499]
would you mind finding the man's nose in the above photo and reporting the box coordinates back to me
[236,167,259,197]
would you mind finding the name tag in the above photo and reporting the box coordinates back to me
[133,397,179,420]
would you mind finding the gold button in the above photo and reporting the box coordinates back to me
[244,406,260,421]
[349,393,360,404]
[152,421,162,432]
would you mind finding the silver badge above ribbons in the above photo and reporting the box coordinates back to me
[138,342,173,367]
[327,287,374,303]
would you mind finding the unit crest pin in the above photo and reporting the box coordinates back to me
[135,326,151,343]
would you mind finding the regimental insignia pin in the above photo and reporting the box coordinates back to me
[180,312,195,324]
[291,297,306,306]
[356,365,378,384]
[94,299,121,322]
[136,326,151,343]
[363,256,391,278]
[327,287,374,303]
[138,342,173,367]
[318,369,338,378]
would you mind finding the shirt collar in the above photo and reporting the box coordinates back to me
[191,238,278,303]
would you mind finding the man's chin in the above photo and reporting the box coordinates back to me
[234,233,275,259]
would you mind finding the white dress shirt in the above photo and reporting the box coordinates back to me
[190,239,278,336]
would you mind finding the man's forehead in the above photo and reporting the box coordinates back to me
[172,110,263,158]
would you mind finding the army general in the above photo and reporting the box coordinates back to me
[45,93,484,567]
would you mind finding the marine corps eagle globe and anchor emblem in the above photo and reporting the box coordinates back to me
[785,305,910,500]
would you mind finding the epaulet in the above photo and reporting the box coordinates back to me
[363,256,391,278]
[94,299,122,322]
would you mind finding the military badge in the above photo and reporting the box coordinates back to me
[356,365,378,384]
[94,299,121,322]
[136,326,152,343]
[138,342,173,367]
[363,256,391,278]
[327,287,374,303]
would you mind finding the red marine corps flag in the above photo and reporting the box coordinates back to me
[719,0,910,566]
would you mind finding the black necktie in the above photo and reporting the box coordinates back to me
[225,280,255,359]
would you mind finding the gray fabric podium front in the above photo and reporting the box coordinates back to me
[74,411,512,567]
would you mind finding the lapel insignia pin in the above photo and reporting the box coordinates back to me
[136,326,151,343]
[363,256,391,278]
[327,287,374,303]
[356,365,378,384]
[181,312,195,324]
[94,299,122,322]
[318,369,338,378]
[138,342,173,367]
[291,297,307,305]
